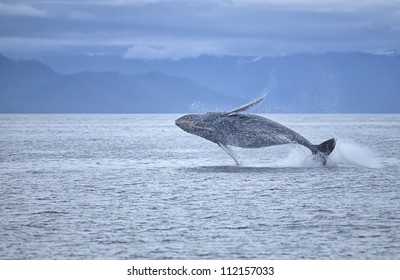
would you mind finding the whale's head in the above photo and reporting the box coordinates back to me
[175,113,218,137]
[175,114,203,133]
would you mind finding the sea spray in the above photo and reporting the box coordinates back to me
[328,139,382,168]
[272,146,321,168]
[267,139,381,168]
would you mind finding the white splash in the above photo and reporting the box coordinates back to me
[272,147,321,168]
[271,139,382,168]
[328,140,382,168]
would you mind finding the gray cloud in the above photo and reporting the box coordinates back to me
[0,2,48,17]
[0,0,399,58]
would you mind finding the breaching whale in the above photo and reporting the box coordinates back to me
[175,96,336,165]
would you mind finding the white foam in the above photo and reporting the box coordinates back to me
[328,139,382,168]
[272,147,321,168]
[270,139,382,168]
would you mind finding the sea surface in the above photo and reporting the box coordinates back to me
[0,114,399,259]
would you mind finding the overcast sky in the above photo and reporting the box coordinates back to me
[1,0,400,59]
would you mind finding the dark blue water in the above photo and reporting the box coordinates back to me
[0,114,399,259]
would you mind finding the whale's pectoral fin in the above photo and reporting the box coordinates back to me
[218,143,241,166]
[224,95,265,116]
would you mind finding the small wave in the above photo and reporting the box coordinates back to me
[31,211,69,215]
[185,166,278,173]
[220,225,250,230]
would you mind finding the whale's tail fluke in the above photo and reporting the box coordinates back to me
[312,138,336,165]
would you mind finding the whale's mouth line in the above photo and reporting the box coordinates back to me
[192,125,214,131]
[176,120,214,132]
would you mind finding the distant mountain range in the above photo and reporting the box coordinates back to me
[0,54,242,113]
[1,52,400,113]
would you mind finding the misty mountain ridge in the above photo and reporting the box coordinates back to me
[1,52,399,113]
[39,51,400,113]
[0,54,60,94]
[0,54,242,113]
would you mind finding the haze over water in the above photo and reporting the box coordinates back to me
[0,114,399,259]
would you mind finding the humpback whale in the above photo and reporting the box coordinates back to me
[175,97,336,165]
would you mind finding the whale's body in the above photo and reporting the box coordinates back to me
[187,112,315,149]
[175,97,336,165]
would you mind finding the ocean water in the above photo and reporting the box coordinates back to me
[0,114,399,259]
